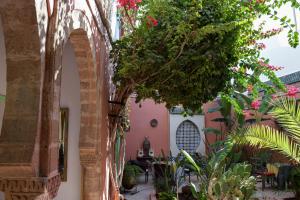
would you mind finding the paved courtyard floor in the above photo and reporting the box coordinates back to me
[123,174,295,200]
[123,175,155,200]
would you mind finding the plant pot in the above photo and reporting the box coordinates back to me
[122,175,137,190]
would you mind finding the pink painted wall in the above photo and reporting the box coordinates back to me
[125,98,170,161]
[202,101,227,153]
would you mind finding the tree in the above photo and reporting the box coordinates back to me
[111,0,299,112]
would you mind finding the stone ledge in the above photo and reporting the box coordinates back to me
[0,174,61,199]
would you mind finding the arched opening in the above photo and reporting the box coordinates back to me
[55,40,81,200]
[55,28,100,200]
[176,120,201,154]
[0,17,6,136]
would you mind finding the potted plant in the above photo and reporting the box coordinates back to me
[122,163,144,190]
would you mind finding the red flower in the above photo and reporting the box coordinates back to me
[251,100,261,110]
[286,85,299,97]
[147,16,158,28]
[117,0,142,10]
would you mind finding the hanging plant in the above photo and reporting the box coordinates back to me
[111,0,299,111]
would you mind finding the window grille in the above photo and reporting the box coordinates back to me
[176,120,201,154]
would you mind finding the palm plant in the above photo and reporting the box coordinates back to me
[235,96,300,198]
[236,97,300,163]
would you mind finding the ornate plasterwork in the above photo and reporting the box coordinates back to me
[0,174,61,200]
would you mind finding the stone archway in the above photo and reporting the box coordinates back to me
[53,29,101,200]
[40,9,105,200]
[69,28,102,200]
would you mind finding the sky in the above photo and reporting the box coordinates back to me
[259,4,300,80]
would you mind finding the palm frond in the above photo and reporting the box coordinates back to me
[270,97,300,143]
[237,125,300,163]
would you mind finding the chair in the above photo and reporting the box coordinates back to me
[277,165,291,190]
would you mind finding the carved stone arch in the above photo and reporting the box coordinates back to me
[40,9,103,200]
[58,10,102,163]
[62,12,103,200]
[69,29,99,157]
[0,0,42,176]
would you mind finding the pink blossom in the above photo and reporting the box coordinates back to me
[286,85,299,97]
[256,43,266,49]
[117,0,142,10]
[258,60,284,71]
[251,100,261,110]
[261,28,283,38]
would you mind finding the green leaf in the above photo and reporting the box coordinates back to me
[190,183,198,198]
[180,150,200,174]
[0,95,5,102]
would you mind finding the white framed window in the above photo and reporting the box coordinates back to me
[176,120,201,154]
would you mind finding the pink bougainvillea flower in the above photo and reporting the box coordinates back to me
[286,85,299,97]
[117,0,142,10]
[146,16,158,28]
[258,60,284,71]
[247,84,253,92]
[256,0,265,3]
[251,100,261,110]
[256,42,266,49]
[261,28,283,38]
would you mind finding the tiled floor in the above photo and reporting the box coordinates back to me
[253,182,295,200]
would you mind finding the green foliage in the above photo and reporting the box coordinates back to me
[179,143,256,200]
[290,167,300,198]
[122,163,144,189]
[209,163,256,200]
[111,0,296,112]
[0,95,5,102]
[123,163,144,177]
[269,97,300,143]
[158,192,177,200]
[236,97,300,163]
